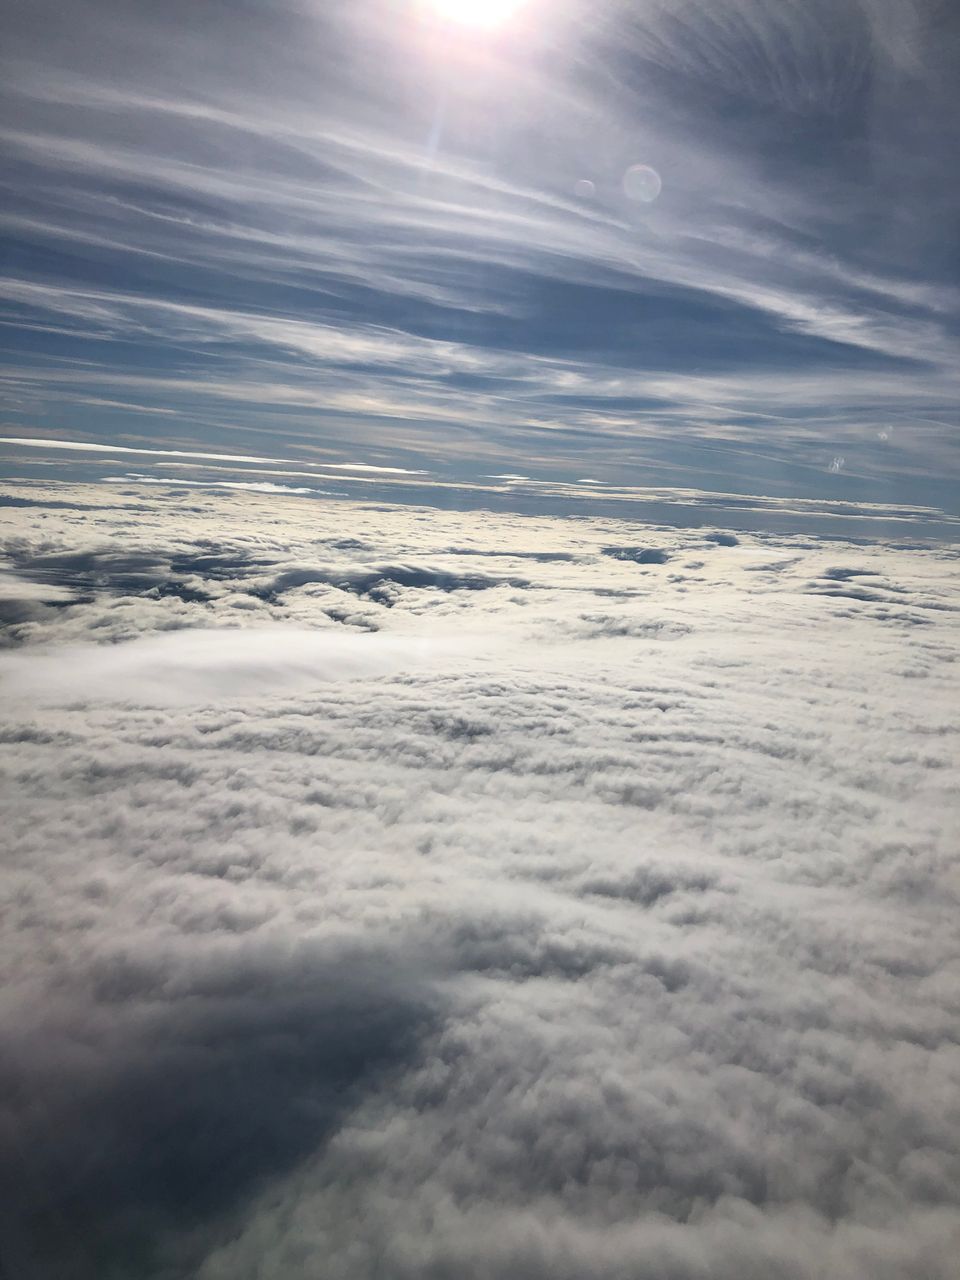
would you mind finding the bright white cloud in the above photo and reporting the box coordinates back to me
[1,481,958,1278]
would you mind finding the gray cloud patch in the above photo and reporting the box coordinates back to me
[250,563,529,607]
[0,944,436,1280]
[602,546,672,565]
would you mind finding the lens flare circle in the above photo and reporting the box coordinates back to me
[623,164,662,204]
[428,0,524,28]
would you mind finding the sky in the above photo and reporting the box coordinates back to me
[1,0,959,519]
[2,4,960,1278]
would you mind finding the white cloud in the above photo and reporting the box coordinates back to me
[102,475,344,497]
[0,435,428,475]
[1,481,958,1278]
[0,627,470,705]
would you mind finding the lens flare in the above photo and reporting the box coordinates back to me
[623,164,662,204]
[428,0,525,29]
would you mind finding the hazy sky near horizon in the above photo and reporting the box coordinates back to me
[1,0,958,509]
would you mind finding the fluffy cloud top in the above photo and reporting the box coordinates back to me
[1,481,958,1279]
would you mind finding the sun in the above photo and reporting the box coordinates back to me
[427,0,525,29]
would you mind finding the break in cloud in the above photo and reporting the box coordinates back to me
[2,480,959,1278]
[1,0,958,508]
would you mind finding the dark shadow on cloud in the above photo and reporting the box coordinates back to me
[832,606,935,628]
[0,548,233,642]
[0,946,438,1280]
[822,567,880,581]
[8,547,206,599]
[9,547,276,596]
[803,577,952,613]
[602,546,671,565]
[572,613,691,640]
[0,496,89,510]
[166,552,272,580]
[581,865,719,908]
[0,596,83,631]
[11,548,175,583]
[441,913,633,984]
[322,537,373,552]
[321,604,381,631]
[808,584,897,603]
[445,547,577,563]
[253,564,529,606]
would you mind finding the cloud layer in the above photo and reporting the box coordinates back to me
[1,482,958,1278]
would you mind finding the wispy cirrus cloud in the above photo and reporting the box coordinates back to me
[0,0,957,508]
[0,436,427,474]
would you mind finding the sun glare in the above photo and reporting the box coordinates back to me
[428,0,524,29]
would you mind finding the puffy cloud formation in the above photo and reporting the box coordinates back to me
[1,482,959,1279]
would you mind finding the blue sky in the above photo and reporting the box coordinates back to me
[1,0,957,513]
